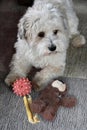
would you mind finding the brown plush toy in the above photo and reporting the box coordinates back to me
[30,80,77,121]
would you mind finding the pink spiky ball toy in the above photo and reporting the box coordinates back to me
[12,78,39,123]
[12,78,32,96]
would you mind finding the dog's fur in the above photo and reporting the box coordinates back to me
[5,0,86,90]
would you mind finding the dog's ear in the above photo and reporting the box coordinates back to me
[61,16,68,30]
[17,15,33,41]
[18,18,26,39]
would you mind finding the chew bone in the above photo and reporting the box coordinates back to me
[23,95,40,124]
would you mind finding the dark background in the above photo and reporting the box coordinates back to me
[0,0,34,79]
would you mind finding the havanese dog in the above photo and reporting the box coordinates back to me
[5,0,86,90]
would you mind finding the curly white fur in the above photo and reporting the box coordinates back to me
[5,0,86,89]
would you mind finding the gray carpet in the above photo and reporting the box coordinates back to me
[0,78,87,130]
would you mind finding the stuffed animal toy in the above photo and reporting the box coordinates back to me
[30,80,77,121]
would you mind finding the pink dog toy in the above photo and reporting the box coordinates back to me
[12,78,32,96]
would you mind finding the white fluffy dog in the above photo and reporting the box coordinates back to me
[5,0,86,90]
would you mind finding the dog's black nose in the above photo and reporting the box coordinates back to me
[48,45,56,51]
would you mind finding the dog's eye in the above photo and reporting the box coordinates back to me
[53,30,58,35]
[38,32,45,38]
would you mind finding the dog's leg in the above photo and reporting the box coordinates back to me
[65,0,86,47]
[33,65,65,91]
[5,54,32,86]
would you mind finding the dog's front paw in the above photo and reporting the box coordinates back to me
[5,73,21,86]
[72,34,86,47]
[33,72,48,91]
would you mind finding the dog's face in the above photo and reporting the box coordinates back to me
[18,3,69,56]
